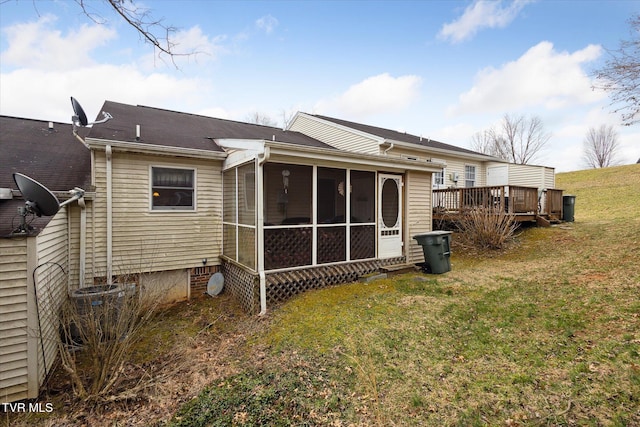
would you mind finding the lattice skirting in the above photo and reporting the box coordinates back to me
[221,257,405,314]
[221,259,260,313]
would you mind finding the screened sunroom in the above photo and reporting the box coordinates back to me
[223,162,378,272]
[219,141,442,313]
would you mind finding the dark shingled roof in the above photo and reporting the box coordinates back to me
[312,114,492,158]
[0,116,91,237]
[88,101,333,150]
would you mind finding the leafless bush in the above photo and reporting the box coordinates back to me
[455,208,518,250]
[56,276,165,401]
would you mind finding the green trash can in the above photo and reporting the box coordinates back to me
[413,231,452,274]
[562,195,576,222]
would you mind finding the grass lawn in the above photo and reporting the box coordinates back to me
[171,165,640,427]
[5,165,639,426]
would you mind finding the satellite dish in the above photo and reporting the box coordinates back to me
[12,173,85,235]
[13,173,60,217]
[70,96,88,127]
[206,272,224,296]
[70,96,112,130]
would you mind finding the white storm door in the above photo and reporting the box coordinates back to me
[378,174,403,258]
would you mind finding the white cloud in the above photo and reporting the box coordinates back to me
[256,15,278,34]
[0,65,210,122]
[315,73,422,117]
[0,16,218,122]
[439,0,533,43]
[1,14,117,71]
[448,41,605,116]
[138,25,227,71]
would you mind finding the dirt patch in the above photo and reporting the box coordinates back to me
[5,293,261,427]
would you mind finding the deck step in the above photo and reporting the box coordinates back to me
[536,215,551,227]
[379,263,418,276]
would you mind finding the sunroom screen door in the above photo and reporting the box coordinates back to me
[378,174,403,258]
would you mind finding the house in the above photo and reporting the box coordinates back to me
[1,102,561,402]
[79,101,444,316]
[289,113,563,222]
[0,116,92,402]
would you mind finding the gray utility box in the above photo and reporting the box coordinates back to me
[562,195,576,222]
[413,231,452,274]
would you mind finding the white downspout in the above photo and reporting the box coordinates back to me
[383,142,395,155]
[78,196,86,288]
[106,145,113,284]
[257,146,270,315]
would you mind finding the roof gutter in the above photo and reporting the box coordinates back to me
[380,139,503,162]
[264,140,445,173]
[85,138,227,160]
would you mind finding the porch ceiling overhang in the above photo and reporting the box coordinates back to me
[85,138,227,160]
[217,138,445,173]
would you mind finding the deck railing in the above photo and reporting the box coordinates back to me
[433,185,545,216]
[544,189,563,220]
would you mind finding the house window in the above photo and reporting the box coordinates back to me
[465,165,476,188]
[151,167,195,210]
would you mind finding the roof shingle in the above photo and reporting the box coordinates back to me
[312,114,493,158]
[88,101,333,150]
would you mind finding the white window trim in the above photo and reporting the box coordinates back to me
[464,164,476,188]
[149,165,197,212]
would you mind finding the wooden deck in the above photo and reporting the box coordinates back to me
[432,186,563,224]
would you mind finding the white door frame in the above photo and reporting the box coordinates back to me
[378,173,403,258]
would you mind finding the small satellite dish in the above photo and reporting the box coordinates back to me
[206,272,224,296]
[70,96,112,131]
[70,96,88,127]
[12,173,85,235]
[13,173,60,217]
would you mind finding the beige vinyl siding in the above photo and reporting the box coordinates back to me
[0,238,31,402]
[389,147,485,188]
[544,167,556,189]
[405,171,432,264]
[289,114,380,155]
[34,207,69,390]
[508,164,554,189]
[93,150,223,276]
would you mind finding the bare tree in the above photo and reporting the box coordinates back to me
[0,0,193,60]
[593,14,640,126]
[280,109,297,130]
[583,124,620,168]
[471,129,501,158]
[245,111,278,127]
[472,114,551,164]
[75,0,193,60]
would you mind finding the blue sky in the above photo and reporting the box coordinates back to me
[1,0,639,171]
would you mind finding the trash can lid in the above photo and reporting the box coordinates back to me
[413,230,452,238]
